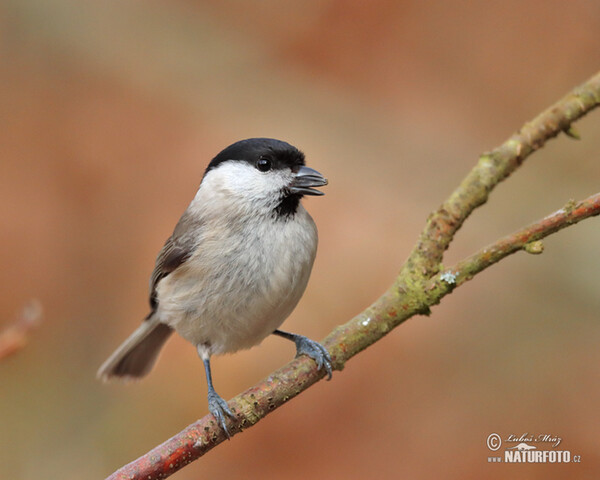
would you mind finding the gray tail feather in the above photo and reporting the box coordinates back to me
[97,316,173,381]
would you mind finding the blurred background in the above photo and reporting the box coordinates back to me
[1,1,600,478]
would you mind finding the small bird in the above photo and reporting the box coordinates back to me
[98,138,331,437]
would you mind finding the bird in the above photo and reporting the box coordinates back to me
[97,138,332,437]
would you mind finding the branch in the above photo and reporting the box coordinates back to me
[106,71,600,480]
[405,71,600,278]
[443,194,600,289]
[0,300,43,360]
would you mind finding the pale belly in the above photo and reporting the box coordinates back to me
[154,213,317,355]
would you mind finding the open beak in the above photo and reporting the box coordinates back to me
[289,166,328,196]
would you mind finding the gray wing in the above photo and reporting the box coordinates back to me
[148,211,202,311]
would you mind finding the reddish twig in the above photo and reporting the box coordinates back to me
[106,356,325,480]
[106,72,600,480]
[0,300,43,360]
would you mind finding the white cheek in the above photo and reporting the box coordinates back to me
[226,168,270,198]
[191,162,291,215]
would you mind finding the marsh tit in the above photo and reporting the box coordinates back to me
[98,138,331,437]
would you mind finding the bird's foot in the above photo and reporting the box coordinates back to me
[293,334,333,380]
[207,389,236,439]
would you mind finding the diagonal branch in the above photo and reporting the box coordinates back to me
[106,71,600,480]
[405,72,600,278]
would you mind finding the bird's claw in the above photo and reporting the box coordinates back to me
[207,390,236,439]
[294,335,333,380]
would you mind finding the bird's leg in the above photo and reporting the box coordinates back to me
[198,346,235,438]
[272,329,332,380]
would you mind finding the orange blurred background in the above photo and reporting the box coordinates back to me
[1,1,600,478]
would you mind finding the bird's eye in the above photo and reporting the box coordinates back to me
[256,158,272,172]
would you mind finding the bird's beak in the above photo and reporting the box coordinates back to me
[289,166,328,196]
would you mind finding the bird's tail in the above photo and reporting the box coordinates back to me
[97,315,173,381]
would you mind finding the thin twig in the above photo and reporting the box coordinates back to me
[0,300,43,360]
[443,194,600,289]
[106,71,600,480]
